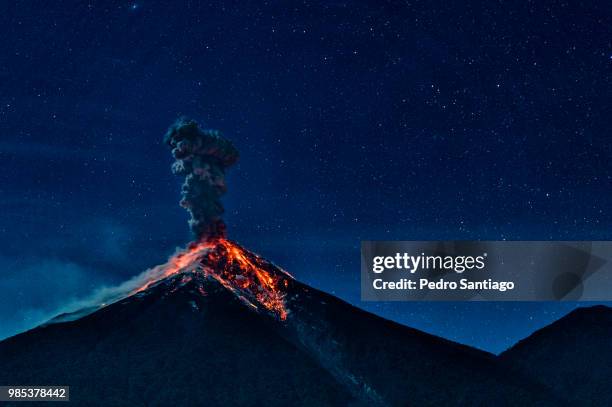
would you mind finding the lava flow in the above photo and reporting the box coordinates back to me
[134,239,290,320]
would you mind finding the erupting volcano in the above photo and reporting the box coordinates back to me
[1,118,598,406]
[134,119,291,321]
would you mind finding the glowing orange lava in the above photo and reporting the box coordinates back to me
[134,239,289,320]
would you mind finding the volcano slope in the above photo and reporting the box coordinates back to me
[0,273,353,406]
[0,241,557,406]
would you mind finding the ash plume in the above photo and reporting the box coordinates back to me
[164,118,239,240]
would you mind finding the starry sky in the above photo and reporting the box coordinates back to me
[1,0,611,353]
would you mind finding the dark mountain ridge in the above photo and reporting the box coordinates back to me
[0,261,558,406]
[1,238,597,406]
[500,305,612,406]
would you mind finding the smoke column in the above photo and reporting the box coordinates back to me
[164,118,239,240]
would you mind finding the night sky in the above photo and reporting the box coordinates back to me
[1,0,611,353]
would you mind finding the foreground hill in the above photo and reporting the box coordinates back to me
[500,305,612,406]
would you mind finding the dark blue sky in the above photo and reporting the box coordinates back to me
[1,0,611,353]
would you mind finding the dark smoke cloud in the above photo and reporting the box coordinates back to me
[164,118,239,240]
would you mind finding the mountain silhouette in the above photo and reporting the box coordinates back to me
[0,241,561,406]
[500,305,612,406]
